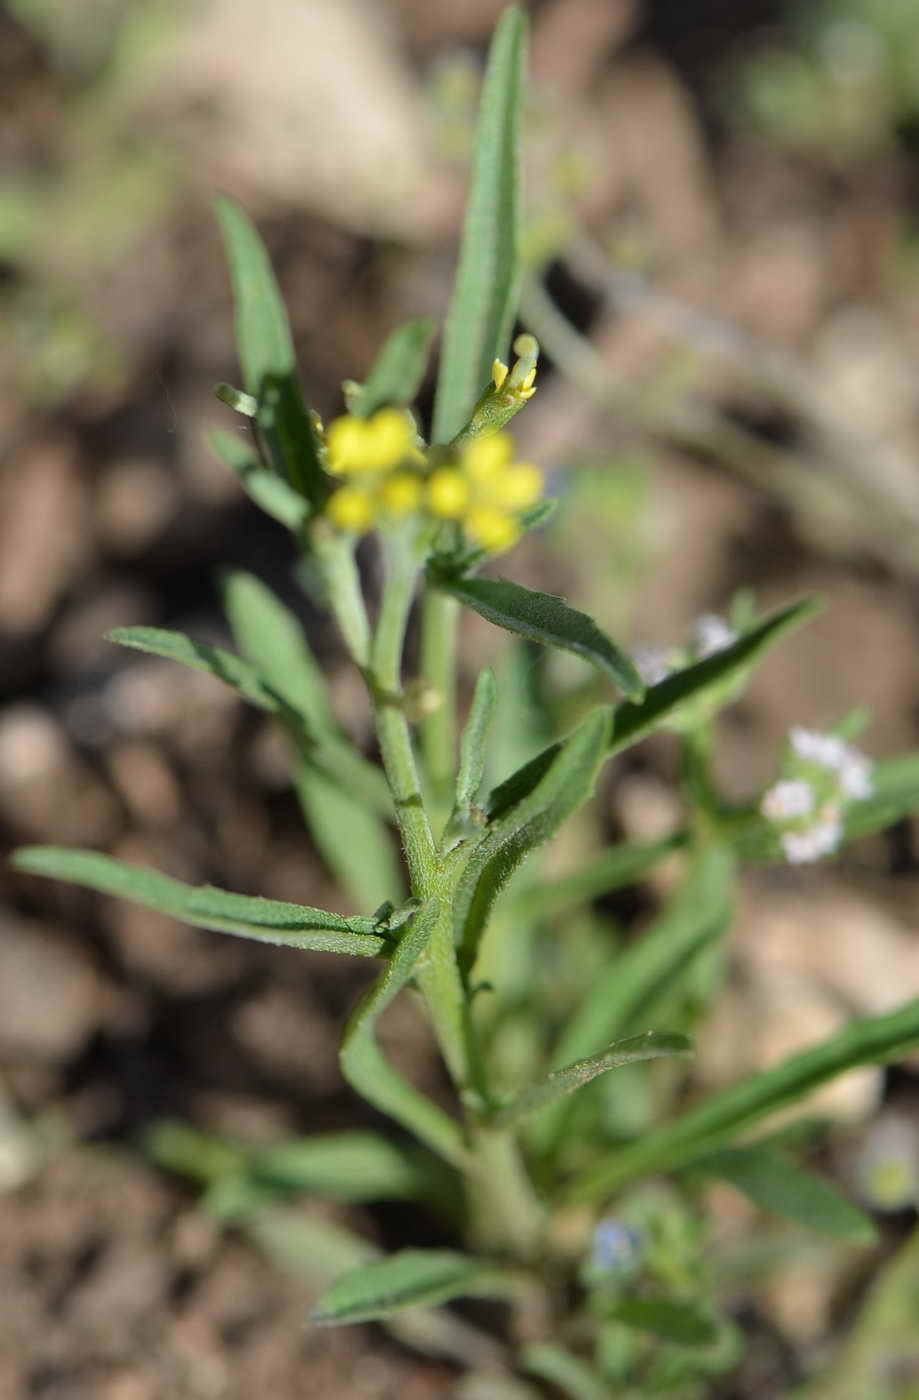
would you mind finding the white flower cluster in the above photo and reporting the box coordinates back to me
[761,727,874,864]
[633,613,738,688]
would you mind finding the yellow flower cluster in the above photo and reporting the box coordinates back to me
[322,408,542,553]
[426,433,542,552]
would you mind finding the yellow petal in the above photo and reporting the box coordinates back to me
[326,485,377,533]
[380,471,422,516]
[485,462,543,510]
[492,359,508,390]
[465,507,520,553]
[364,408,414,470]
[427,468,470,519]
[325,415,370,475]
[461,433,514,482]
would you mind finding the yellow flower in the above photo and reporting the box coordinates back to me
[325,408,418,475]
[379,471,423,517]
[427,468,470,519]
[427,431,543,552]
[326,484,377,532]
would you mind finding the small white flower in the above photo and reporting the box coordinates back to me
[692,613,737,659]
[780,813,843,864]
[790,727,846,771]
[761,778,815,823]
[839,751,873,801]
[634,645,671,687]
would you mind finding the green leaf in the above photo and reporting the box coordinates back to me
[215,194,325,502]
[520,1344,611,1400]
[208,429,310,530]
[431,6,527,443]
[340,899,466,1166]
[456,666,497,809]
[530,848,731,1161]
[351,317,434,418]
[214,382,257,417]
[491,1031,692,1129]
[110,617,393,822]
[109,624,275,709]
[847,750,919,839]
[454,708,612,977]
[569,995,919,1201]
[435,575,644,701]
[11,848,393,957]
[249,1131,450,1205]
[309,1248,505,1325]
[221,570,401,906]
[689,1144,877,1242]
[610,1298,719,1347]
[488,598,817,821]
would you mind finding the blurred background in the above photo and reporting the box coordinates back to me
[3,0,919,1394]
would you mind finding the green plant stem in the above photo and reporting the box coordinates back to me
[333,529,545,1261]
[370,539,435,891]
[466,1121,546,1261]
[420,587,459,836]
[370,536,469,1089]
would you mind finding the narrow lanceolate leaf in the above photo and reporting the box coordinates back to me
[569,995,919,1201]
[221,571,400,906]
[351,317,434,419]
[310,1248,507,1326]
[455,666,497,809]
[109,625,275,709]
[488,598,817,821]
[435,576,644,701]
[109,619,393,820]
[249,1131,451,1206]
[340,899,466,1167]
[215,194,324,502]
[491,1032,692,1129]
[610,1298,719,1348]
[689,1145,877,1242]
[455,709,612,977]
[208,429,310,530]
[11,848,393,957]
[531,845,733,1157]
[431,6,527,443]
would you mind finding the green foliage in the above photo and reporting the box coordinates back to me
[214,194,325,502]
[689,1144,877,1242]
[456,666,498,811]
[10,848,394,956]
[432,5,527,443]
[310,1249,508,1325]
[608,1297,719,1348]
[208,429,311,530]
[454,708,612,977]
[221,569,401,908]
[433,574,644,700]
[348,316,434,419]
[571,997,919,1200]
[339,899,466,1168]
[490,1032,693,1130]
